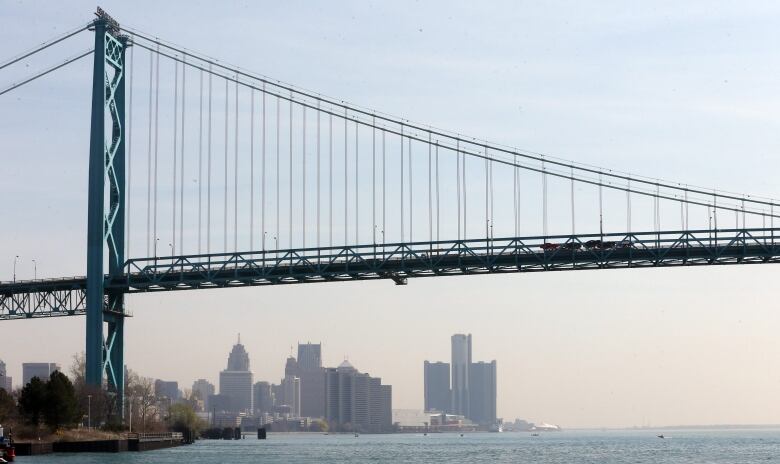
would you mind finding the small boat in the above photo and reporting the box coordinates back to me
[657,434,665,439]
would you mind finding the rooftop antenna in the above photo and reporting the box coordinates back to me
[237,333,241,344]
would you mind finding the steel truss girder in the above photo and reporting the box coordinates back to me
[1,228,778,321]
[117,228,780,291]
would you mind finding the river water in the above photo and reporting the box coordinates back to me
[22,429,780,463]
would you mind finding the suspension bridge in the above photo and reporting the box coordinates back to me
[2,9,779,417]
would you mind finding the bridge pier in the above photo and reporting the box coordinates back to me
[85,9,127,420]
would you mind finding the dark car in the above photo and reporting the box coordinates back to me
[561,242,582,251]
[539,243,560,251]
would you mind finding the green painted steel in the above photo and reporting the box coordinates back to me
[85,9,126,419]
[3,228,779,321]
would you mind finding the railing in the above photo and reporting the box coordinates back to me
[127,432,183,442]
[2,228,779,319]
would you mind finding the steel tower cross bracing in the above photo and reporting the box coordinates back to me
[85,8,127,416]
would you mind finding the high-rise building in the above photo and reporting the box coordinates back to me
[450,334,472,417]
[0,360,11,392]
[192,379,215,410]
[253,381,274,415]
[297,343,322,370]
[468,360,497,425]
[219,336,253,413]
[22,363,60,385]
[282,375,301,417]
[423,361,450,413]
[154,379,181,401]
[325,360,392,433]
[295,343,326,419]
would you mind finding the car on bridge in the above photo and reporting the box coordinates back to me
[539,243,560,251]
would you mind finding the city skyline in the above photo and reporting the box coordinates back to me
[3,1,780,429]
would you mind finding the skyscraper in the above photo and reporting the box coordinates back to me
[154,379,181,401]
[192,379,215,411]
[325,360,392,433]
[451,334,472,417]
[295,343,326,418]
[468,360,497,425]
[0,360,11,392]
[297,343,322,370]
[219,336,253,413]
[423,361,450,413]
[253,381,274,415]
[22,362,60,385]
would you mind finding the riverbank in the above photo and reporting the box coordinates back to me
[14,432,186,456]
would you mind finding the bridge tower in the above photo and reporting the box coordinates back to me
[85,8,127,418]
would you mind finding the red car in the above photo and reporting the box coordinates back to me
[539,243,560,251]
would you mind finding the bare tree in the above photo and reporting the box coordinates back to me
[126,371,157,433]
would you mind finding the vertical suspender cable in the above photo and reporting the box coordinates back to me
[456,140,461,241]
[180,56,186,255]
[627,179,632,233]
[172,60,178,255]
[303,106,307,248]
[684,186,689,231]
[250,89,255,250]
[344,109,348,245]
[198,69,203,253]
[234,77,239,250]
[656,184,661,232]
[490,153,494,240]
[355,119,362,245]
[436,143,440,242]
[382,130,387,245]
[329,113,333,248]
[542,159,547,238]
[317,102,321,251]
[462,141,467,240]
[207,65,213,254]
[428,133,432,245]
[289,98,293,249]
[317,103,321,250]
[153,44,160,257]
[400,124,405,242]
[516,155,521,237]
[146,48,153,257]
[570,167,575,235]
[373,118,377,245]
[598,172,606,238]
[485,148,489,240]
[127,43,134,259]
[513,155,518,237]
[276,97,280,251]
[223,79,228,252]
[262,85,266,251]
[408,137,412,243]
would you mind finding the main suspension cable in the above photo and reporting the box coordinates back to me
[0,22,90,71]
[126,28,780,209]
[0,49,93,97]
[134,41,778,218]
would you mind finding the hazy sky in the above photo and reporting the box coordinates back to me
[2,1,780,428]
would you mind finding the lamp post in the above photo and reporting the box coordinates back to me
[32,259,37,280]
[13,255,19,282]
[87,394,92,430]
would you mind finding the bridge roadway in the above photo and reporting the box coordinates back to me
[2,228,778,320]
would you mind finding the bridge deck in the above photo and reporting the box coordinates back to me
[2,229,778,320]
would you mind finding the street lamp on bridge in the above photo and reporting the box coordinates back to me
[13,255,19,283]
